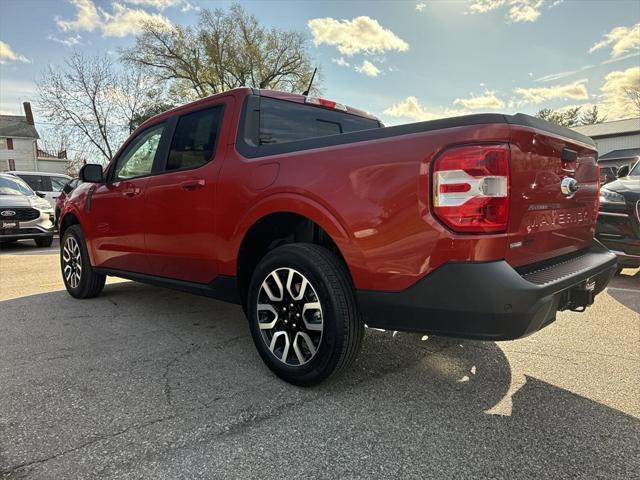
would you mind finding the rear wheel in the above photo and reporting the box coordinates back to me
[35,236,53,248]
[247,243,363,386]
[61,225,105,298]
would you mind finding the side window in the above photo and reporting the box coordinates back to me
[113,124,164,181]
[167,107,223,171]
[18,175,49,191]
[50,176,69,192]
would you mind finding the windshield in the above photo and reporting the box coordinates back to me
[0,175,35,196]
[628,161,639,177]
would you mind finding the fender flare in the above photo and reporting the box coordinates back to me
[231,192,367,281]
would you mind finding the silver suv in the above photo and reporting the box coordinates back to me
[0,173,55,247]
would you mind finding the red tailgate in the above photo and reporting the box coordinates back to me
[506,125,599,267]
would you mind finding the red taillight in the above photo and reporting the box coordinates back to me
[305,96,348,112]
[596,167,601,219]
[432,144,510,233]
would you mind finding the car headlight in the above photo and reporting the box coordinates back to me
[599,188,625,205]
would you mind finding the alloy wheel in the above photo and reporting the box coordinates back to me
[256,268,324,366]
[62,236,82,289]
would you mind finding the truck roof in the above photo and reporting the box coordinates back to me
[140,87,379,130]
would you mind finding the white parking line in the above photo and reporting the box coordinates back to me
[607,287,640,293]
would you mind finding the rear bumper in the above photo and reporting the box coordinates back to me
[357,243,617,340]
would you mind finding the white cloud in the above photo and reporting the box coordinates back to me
[56,0,171,38]
[509,0,543,22]
[589,23,640,59]
[468,0,505,14]
[332,57,350,67]
[383,96,468,122]
[308,16,409,56]
[416,2,427,11]
[48,34,82,47]
[468,0,544,23]
[549,0,564,8]
[0,40,30,64]
[514,79,589,104]
[123,0,195,12]
[598,66,640,120]
[454,90,505,109]
[355,60,381,77]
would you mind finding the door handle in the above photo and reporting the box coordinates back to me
[180,179,206,191]
[121,183,141,197]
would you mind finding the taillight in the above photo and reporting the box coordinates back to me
[596,167,601,218]
[305,96,348,112]
[432,144,510,233]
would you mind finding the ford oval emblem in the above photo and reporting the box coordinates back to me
[1,210,16,217]
[560,177,579,198]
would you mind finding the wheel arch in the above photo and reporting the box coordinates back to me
[234,196,363,307]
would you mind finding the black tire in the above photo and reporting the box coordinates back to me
[247,243,363,386]
[35,236,54,248]
[60,225,106,299]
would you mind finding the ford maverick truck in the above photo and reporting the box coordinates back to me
[59,88,616,385]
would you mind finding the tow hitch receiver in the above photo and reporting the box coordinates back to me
[561,278,597,312]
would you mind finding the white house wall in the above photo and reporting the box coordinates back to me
[0,137,37,171]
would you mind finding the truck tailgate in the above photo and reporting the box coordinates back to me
[506,124,599,267]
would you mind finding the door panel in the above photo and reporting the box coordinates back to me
[89,177,151,272]
[88,122,165,273]
[144,103,229,282]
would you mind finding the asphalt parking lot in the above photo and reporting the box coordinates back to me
[1,238,639,479]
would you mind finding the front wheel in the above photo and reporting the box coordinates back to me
[247,243,363,386]
[61,225,105,298]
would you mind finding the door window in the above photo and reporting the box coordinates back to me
[166,107,223,171]
[50,176,69,191]
[113,124,164,181]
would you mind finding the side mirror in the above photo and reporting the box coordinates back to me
[79,164,104,183]
[35,191,46,198]
[617,165,629,178]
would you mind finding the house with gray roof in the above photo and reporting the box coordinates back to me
[0,102,68,174]
[573,117,640,169]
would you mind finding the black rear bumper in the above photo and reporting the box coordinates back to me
[357,243,617,340]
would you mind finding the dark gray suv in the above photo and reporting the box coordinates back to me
[0,173,55,247]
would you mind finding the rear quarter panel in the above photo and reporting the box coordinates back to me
[221,123,512,291]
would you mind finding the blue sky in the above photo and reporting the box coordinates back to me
[0,0,639,125]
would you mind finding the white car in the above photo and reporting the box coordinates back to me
[12,171,72,210]
[0,173,55,247]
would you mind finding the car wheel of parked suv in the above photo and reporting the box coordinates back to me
[35,236,54,248]
[247,243,364,386]
[61,225,106,299]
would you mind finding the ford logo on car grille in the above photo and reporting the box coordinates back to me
[1,210,16,217]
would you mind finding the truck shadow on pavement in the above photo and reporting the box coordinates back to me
[1,281,638,479]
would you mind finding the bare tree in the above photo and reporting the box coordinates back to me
[37,53,156,163]
[122,4,319,99]
[624,87,640,117]
[580,105,607,125]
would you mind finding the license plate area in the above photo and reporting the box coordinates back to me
[1,220,19,230]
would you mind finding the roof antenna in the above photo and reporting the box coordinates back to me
[302,67,317,96]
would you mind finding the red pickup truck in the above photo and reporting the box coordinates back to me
[59,88,616,385]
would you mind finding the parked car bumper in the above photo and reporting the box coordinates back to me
[357,243,617,340]
[1,212,55,241]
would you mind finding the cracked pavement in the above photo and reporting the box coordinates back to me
[1,239,639,479]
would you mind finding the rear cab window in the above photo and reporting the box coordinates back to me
[258,97,379,145]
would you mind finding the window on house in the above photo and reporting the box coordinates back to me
[6,138,13,150]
